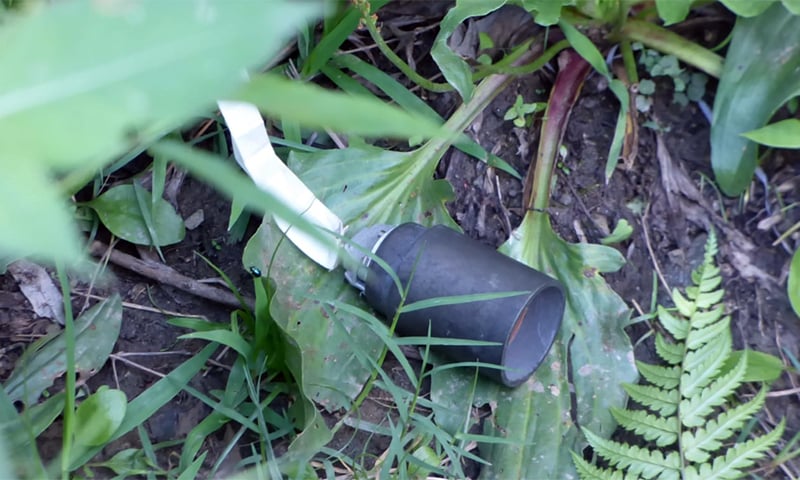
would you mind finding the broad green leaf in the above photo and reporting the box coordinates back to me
[0,162,82,262]
[0,387,52,478]
[242,141,455,411]
[86,185,185,246]
[3,295,122,407]
[68,343,217,470]
[0,1,318,264]
[789,248,800,317]
[656,0,693,25]
[601,218,633,245]
[0,1,318,167]
[74,387,127,447]
[741,118,800,148]
[722,350,785,383]
[720,0,775,16]
[521,0,571,25]
[430,0,506,101]
[784,0,800,14]
[559,20,611,79]
[710,3,800,195]
[236,74,443,140]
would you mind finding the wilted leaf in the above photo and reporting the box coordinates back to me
[86,185,185,246]
[3,295,122,406]
[710,3,800,195]
[74,386,127,446]
[741,118,800,148]
[0,0,318,263]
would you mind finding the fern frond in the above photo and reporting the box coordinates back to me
[610,407,678,447]
[655,334,683,365]
[623,383,678,417]
[680,332,731,398]
[682,388,768,463]
[680,351,747,428]
[685,315,730,351]
[686,287,724,309]
[657,306,689,340]
[582,428,681,480]
[636,362,679,390]
[672,289,695,318]
[691,264,722,293]
[684,419,785,480]
[572,452,631,480]
[573,230,782,480]
[688,304,724,329]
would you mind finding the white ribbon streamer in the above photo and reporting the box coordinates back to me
[217,100,343,270]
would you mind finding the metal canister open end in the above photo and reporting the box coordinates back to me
[344,223,565,388]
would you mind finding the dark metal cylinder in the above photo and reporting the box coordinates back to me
[361,223,565,387]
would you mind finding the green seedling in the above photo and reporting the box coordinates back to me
[633,42,709,112]
[503,94,546,127]
[600,219,633,245]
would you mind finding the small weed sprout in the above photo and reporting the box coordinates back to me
[633,42,708,113]
[504,94,546,128]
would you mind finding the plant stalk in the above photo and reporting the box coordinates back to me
[57,263,75,479]
[618,19,723,78]
[527,51,592,212]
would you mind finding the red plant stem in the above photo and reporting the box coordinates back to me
[527,50,592,212]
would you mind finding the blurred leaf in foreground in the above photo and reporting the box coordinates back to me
[0,0,318,262]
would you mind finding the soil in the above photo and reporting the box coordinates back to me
[1,3,798,479]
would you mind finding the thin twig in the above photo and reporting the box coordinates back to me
[641,207,671,294]
[89,241,252,310]
[74,291,208,318]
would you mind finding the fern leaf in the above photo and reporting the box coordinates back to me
[572,452,629,480]
[672,289,695,318]
[680,351,747,428]
[637,362,679,390]
[682,328,730,372]
[684,419,785,480]
[682,388,768,463]
[611,407,678,447]
[581,428,681,480]
[623,383,678,417]
[685,315,730,351]
[693,289,725,310]
[657,306,689,340]
[694,270,722,293]
[681,332,731,398]
[689,305,724,329]
[655,334,683,365]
